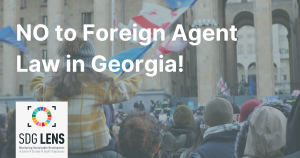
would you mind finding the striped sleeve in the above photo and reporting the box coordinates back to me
[103,73,142,104]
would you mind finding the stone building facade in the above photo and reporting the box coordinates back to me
[1,0,300,107]
[0,0,197,100]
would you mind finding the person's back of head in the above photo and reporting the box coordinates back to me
[239,99,261,122]
[204,98,233,127]
[118,111,161,158]
[231,102,240,122]
[173,105,194,126]
[243,106,287,158]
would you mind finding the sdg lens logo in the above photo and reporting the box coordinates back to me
[31,107,53,127]
[16,102,68,158]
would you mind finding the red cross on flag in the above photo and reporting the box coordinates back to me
[153,34,188,57]
[118,2,189,44]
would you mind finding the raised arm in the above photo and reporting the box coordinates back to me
[102,73,142,104]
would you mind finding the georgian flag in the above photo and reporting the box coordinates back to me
[217,77,224,89]
[153,34,188,57]
[224,82,231,96]
[118,2,189,44]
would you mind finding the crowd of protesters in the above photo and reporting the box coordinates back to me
[0,36,300,158]
[0,96,299,158]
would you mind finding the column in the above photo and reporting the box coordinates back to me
[2,0,17,96]
[254,0,274,99]
[196,0,224,105]
[47,0,63,63]
[290,26,298,92]
[142,0,163,90]
[94,0,111,58]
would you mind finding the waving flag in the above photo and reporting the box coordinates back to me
[105,42,154,80]
[119,2,188,44]
[217,77,224,89]
[153,34,188,57]
[165,0,197,9]
[249,76,256,95]
[0,26,27,53]
[224,82,231,96]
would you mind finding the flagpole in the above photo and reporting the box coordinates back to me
[111,0,115,57]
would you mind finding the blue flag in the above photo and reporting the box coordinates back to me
[105,42,153,79]
[165,0,197,9]
[249,76,256,95]
[0,26,27,53]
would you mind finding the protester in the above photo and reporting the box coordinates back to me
[156,100,162,107]
[0,114,7,138]
[162,105,195,158]
[181,116,206,158]
[134,101,139,111]
[118,111,161,158]
[235,102,291,158]
[150,102,155,114]
[162,99,169,110]
[176,99,183,107]
[239,99,261,122]
[230,102,240,122]
[138,101,145,111]
[284,95,300,157]
[1,110,15,158]
[168,99,173,107]
[189,98,241,158]
[118,102,123,109]
[30,36,143,155]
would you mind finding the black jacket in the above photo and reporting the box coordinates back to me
[138,103,145,111]
[194,130,238,158]
[286,95,300,155]
[176,102,182,107]
[133,103,139,109]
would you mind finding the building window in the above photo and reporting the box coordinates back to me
[247,34,252,38]
[238,45,243,54]
[279,24,283,29]
[42,50,47,60]
[20,52,25,68]
[41,16,47,37]
[20,18,24,28]
[280,36,286,42]
[20,0,26,8]
[238,35,243,39]
[172,81,176,95]
[282,75,287,81]
[19,85,24,96]
[41,0,47,6]
[82,13,93,30]
[247,44,253,54]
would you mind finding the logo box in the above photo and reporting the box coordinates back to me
[16,102,68,158]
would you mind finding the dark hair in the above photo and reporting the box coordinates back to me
[0,114,6,128]
[48,68,115,100]
[118,111,161,158]
[6,110,16,157]
[184,116,206,158]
